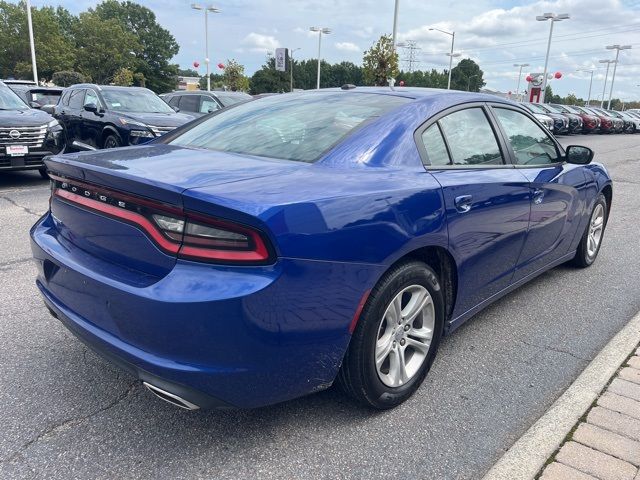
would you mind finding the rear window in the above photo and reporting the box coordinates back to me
[215,92,251,107]
[169,92,410,163]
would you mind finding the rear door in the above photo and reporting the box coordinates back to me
[489,104,587,279]
[417,104,531,315]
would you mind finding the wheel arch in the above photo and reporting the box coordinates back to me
[384,245,459,327]
[601,183,613,217]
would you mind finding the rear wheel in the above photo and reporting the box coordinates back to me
[571,193,608,268]
[103,134,121,149]
[337,261,444,409]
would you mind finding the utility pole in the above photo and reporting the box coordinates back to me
[392,0,400,51]
[191,4,220,92]
[536,12,570,103]
[397,41,420,73]
[310,27,331,89]
[605,44,632,109]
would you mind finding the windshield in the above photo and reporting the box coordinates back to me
[102,89,174,113]
[31,91,61,106]
[216,92,252,107]
[542,105,562,114]
[564,106,582,114]
[170,92,410,163]
[0,83,29,110]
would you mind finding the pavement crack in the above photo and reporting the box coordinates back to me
[519,339,588,362]
[1,381,138,465]
[0,194,43,218]
[0,257,32,270]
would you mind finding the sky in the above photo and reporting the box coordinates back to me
[21,0,640,101]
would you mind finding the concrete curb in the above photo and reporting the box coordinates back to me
[482,311,640,480]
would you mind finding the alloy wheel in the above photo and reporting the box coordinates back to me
[587,203,605,258]
[375,285,435,388]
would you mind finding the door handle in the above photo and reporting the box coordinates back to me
[533,188,545,205]
[454,195,473,213]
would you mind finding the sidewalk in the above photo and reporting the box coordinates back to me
[483,312,640,480]
[539,347,640,480]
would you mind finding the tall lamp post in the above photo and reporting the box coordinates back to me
[605,44,632,109]
[25,0,38,85]
[310,27,331,90]
[392,0,400,51]
[576,68,595,106]
[599,59,616,108]
[514,63,530,101]
[191,4,220,92]
[429,28,456,89]
[535,12,570,103]
[289,47,300,92]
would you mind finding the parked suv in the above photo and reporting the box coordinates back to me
[8,84,63,112]
[161,90,251,117]
[0,81,64,177]
[54,84,195,151]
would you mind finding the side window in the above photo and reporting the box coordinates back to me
[178,95,199,112]
[420,124,450,166]
[494,108,560,165]
[167,96,180,108]
[68,89,85,109]
[200,97,220,113]
[438,108,504,166]
[84,89,99,107]
[61,90,71,106]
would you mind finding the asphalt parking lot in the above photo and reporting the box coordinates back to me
[1,134,639,480]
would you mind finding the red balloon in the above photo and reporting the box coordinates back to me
[217,63,225,70]
[525,75,532,82]
[193,61,200,68]
[554,71,562,79]
[399,80,405,86]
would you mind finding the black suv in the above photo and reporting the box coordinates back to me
[54,84,196,151]
[161,90,251,117]
[0,81,65,178]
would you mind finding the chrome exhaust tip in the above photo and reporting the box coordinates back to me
[143,382,200,410]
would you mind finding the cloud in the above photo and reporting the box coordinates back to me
[241,32,280,53]
[335,42,361,52]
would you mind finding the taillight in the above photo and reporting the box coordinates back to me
[50,174,274,265]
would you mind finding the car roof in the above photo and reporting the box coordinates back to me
[65,84,152,92]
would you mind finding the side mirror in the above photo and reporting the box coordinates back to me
[41,105,55,115]
[172,105,180,112]
[207,107,217,114]
[29,101,41,109]
[566,145,594,165]
[84,103,99,114]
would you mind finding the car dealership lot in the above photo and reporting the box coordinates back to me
[1,134,639,480]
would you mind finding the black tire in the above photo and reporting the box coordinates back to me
[337,260,445,409]
[38,167,49,179]
[571,193,608,268]
[103,134,121,149]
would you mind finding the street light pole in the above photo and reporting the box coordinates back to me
[310,27,331,90]
[514,63,530,101]
[577,68,594,106]
[599,59,616,108]
[429,28,456,89]
[25,0,38,85]
[392,0,400,51]
[192,4,220,92]
[536,12,570,103]
[606,44,632,109]
[289,47,300,92]
[467,74,478,91]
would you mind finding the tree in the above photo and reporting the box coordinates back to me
[249,57,289,94]
[362,34,398,86]
[450,58,485,92]
[93,1,179,93]
[223,59,249,92]
[73,12,140,84]
[112,67,134,86]
[52,70,86,87]
[177,68,199,77]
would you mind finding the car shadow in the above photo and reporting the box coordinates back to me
[0,170,48,190]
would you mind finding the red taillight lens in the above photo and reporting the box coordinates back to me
[51,175,274,265]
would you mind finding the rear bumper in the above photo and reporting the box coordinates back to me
[31,212,381,408]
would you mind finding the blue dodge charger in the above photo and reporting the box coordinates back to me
[31,88,612,410]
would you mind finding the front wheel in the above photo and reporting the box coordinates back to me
[103,134,121,149]
[571,193,608,268]
[337,261,444,409]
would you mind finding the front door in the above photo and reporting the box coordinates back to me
[419,106,531,316]
[490,105,587,280]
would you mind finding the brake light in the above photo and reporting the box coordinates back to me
[49,175,274,264]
